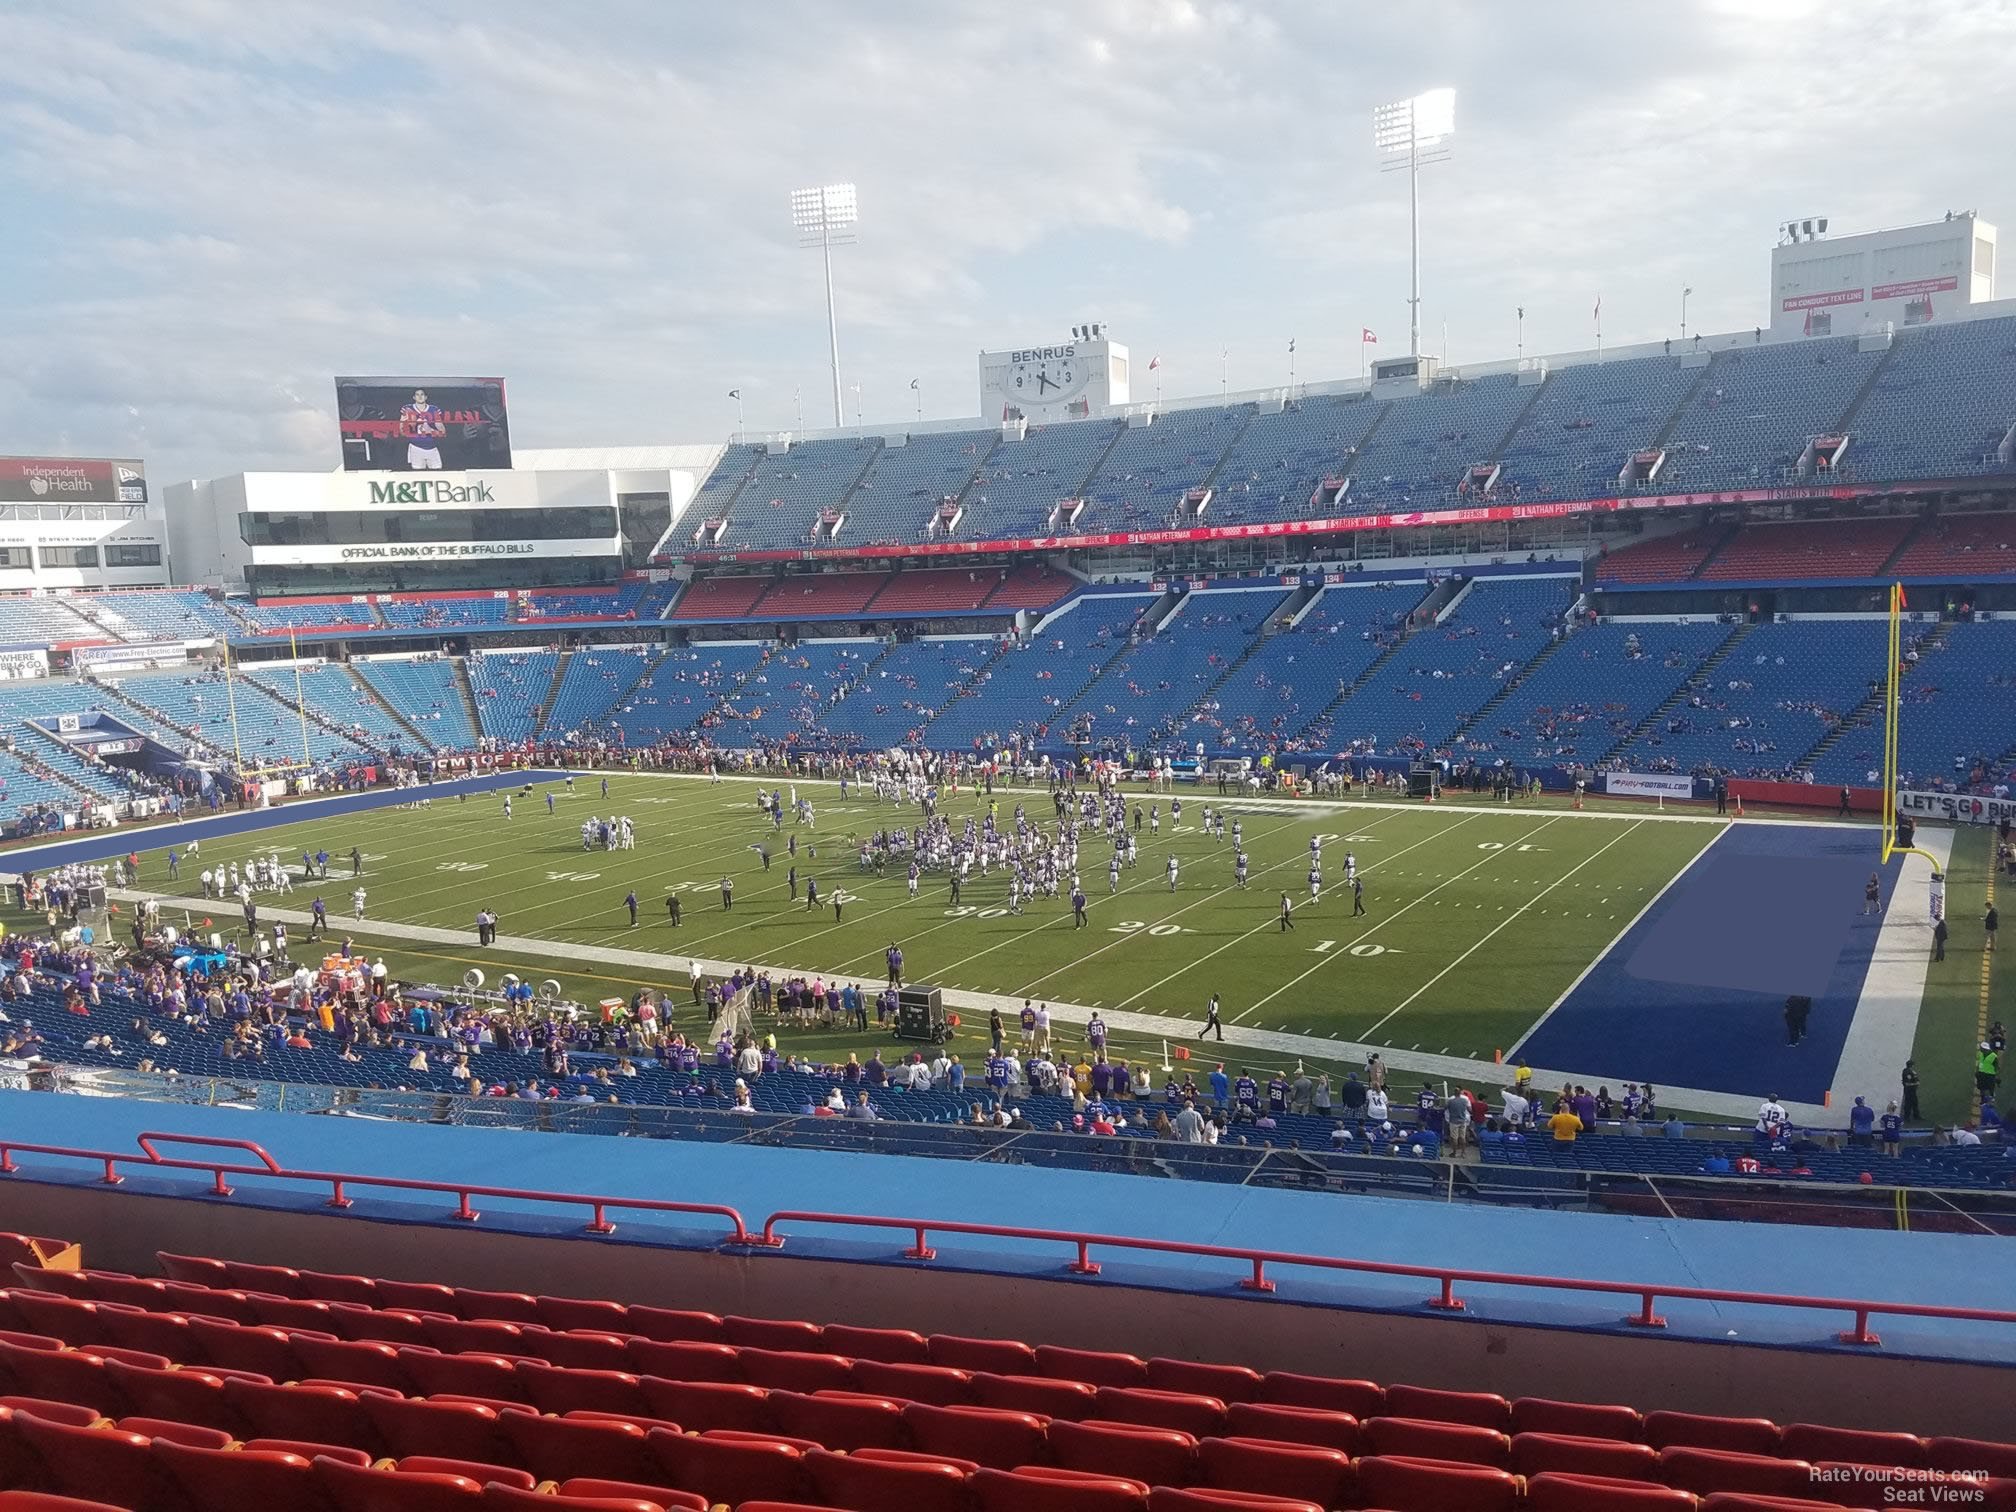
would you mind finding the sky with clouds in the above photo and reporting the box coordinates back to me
[2,0,2011,485]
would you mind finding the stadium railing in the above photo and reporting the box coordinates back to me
[5,1124,2016,1351]
[21,1068,2016,1237]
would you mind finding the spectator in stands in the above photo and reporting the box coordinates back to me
[1546,1102,1583,1144]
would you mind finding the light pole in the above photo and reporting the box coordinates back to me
[1681,285,1693,341]
[791,183,858,430]
[729,388,744,438]
[1373,88,1455,362]
[910,377,921,421]
[1517,305,1525,361]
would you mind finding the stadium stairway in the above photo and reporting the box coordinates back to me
[1442,629,1572,750]
[1793,617,1951,778]
[1597,620,1755,765]
[1829,337,1903,466]
[586,649,675,743]
[452,661,486,738]
[1872,512,1935,579]
[241,668,389,757]
[533,653,573,738]
[913,641,1011,741]
[1296,629,1416,749]
[344,666,434,751]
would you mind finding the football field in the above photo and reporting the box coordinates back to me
[105,772,1749,1098]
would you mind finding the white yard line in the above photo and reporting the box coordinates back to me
[1362,820,1646,1041]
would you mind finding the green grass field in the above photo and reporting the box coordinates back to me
[95,773,1735,1090]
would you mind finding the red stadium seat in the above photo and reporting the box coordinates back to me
[928,1334,1038,1375]
[90,1309,198,1361]
[286,1337,418,1393]
[479,1487,665,1512]
[556,1483,708,1512]
[804,1446,973,1512]
[452,1289,544,1325]
[1222,1401,1360,1453]
[1148,1492,1325,1512]
[312,1455,486,1512]
[244,1295,338,1333]
[1380,1383,1513,1431]
[186,1319,304,1380]
[218,1261,308,1299]
[0,1398,98,1426]
[99,1360,248,1434]
[852,1447,982,1472]
[395,1350,531,1403]
[295,1272,381,1308]
[159,1283,261,1324]
[1512,1397,1646,1441]
[635,1378,769,1433]
[243,1440,374,1468]
[359,1396,517,1466]
[1658,1447,1817,1498]
[724,1317,825,1352]
[1526,1471,1703,1511]
[498,1410,663,1484]
[0,1403,94,1493]
[0,1346,120,1414]
[1048,1418,1198,1485]
[1928,1438,2016,1478]
[626,1339,743,1383]
[970,1465,1149,1512]
[645,1427,812,1505]
[516,1362,650,1417]
[969,1371,1098,1418]
[851,1360,974,1405]
[534,1297,630,1334]
[0,1495,139,1511]
[1196,1434,1354,1506]
[1257,1372,1384,1417]
[10,1416,172,1512]
[1693,1497,1858,1512]
[1094,1386,1227,1437]
[1779,1424,1924,1468]
[1645,1412,1783,1455]
[155,1255,230,1288]
[221,1379,384,1453]
[900,1403,1050,1469]
[763,1389,908,1451]
[324,1304,436,1346]
[1355,1455,1521,1512]
[393,1457,535,1491]
[1362,1414,1511,1467]
[371,1280,459,1315]
[7,1295,111,1348]
[626,1308,725,1344]
[736,1348,855,1394]
[1146,1359,1264,1403]
[420,1317,535,1357]
[1034,1344,1147,1387]
[1511,1430,1663,1480]
[152,1439,333,1511]
[821,1324,930,1365]
[524,1331,633,1373]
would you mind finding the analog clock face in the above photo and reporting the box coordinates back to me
[1005,357,1090,405]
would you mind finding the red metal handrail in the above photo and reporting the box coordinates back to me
[3,1133,2012,1350]
[751,1210,2016,1349]
[0,1133,752,1244]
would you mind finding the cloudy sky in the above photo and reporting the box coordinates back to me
[2,0,2010,484]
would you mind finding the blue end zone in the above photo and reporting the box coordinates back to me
[1516,824,1902,1104]
[0,769,573,873]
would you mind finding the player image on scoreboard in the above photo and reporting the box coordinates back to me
[335,376,513,472]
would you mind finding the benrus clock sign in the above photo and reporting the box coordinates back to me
[979,332,1128,422]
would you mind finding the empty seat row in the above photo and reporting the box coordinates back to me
[11,1269,2014,1482]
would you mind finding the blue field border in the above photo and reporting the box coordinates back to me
[2,769,576,874]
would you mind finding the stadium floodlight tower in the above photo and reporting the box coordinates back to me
[1372,87,1455,361]
[791,182,859,430]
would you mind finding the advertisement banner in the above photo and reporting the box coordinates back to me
[1871,276,1959,300]
[0,648,50,678]
[335,376,511,473]
[1603,772,1696,800]
[1780,288,1865,312]
[0,456,148,504]
[1897,789,2016,827]
[249,537,617,567]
